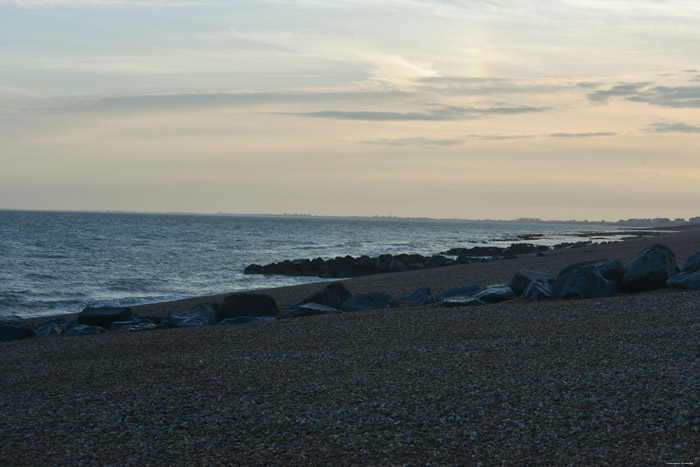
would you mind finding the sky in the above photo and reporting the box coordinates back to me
[1,0,699,221]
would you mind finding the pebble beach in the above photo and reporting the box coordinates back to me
[2,228,699,464]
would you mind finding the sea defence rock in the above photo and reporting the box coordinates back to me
[441,296,485,307]
[220,316,276,325]
[681,249,700,273]
[340,292,392,312]
[0,316,36,342]
[506,270,554,296]
[398,286,434,305]
[77,306,134,329]
[623,244,679,293]
[36,318,71,337]
[63,323,106,336]
[437,285,482,302]
[474,285,517,304]
[217,293,280,321]
[522,281,552,301]
[110,319,166,332]
[666,271,700,290]
[292,282,352,310]
[281,303,343,319]
[164,303,218,328]
[552,265,616,299]
[557,258,625,293]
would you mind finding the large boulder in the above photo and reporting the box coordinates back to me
[217,293,280,321]
[165,303,218,328]
[474,285,516,304]
[0,316,36,342]
[398,286,434,305]
[281,303,343,319]
[666,271,700,290]
[437,285,482,302]
[292,282,352,310]
[506,270,554,296]
[36,318,71,337]
[442,296,485,307]
[521,281,552,301]
[63,322,106,336]
[110,320,165,332]
[682,249,700,273]
[77,306,134,329]
[558,258,625,293]
[623,244,679,293]
[220,316,276,325]
[552,265,616,299]
[340,292,392,312]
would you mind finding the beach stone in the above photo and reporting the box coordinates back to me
[521,281,552,301]
[340,292,392,312]
[681,249,700,272]
[165,303,217,328]
[552,265,616,299]
[220,316,276,325]
[77,306,134,329]
[505,270,554,296]
[623,244,679,293]
[474,285,517,304]
[441,296,485,308]
[217,293,280,321]
[0,316,36,342]
[666,271,700,290]
[437,285,482,302]
[282,303,343,319]
[63,323,106,336]
[36,318,72,336]
[398,286,434,305]
[292,282,352,310]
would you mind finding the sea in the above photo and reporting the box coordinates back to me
[0,210,628,319]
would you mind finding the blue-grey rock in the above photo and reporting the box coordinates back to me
[0,316,36,342]
[340,292,392,312]
[474,285,517,304]
[282,303,343,319]
[506,270,554,296]
[558,258,625,292]
[220,316,276,325]
[552,265,616,299]
[63,322,106,336]
[441,296,485,307]
[110,319,166,332]
[682,249,700,273]
[666,271,700,290]
[399,286,434,305]
[522,281,552,301]
[36,318,72,336]
[165,303,217,328]
[623,244,679,293]
[437,285,482,302]
[77,306,134,329]
[217,293,280,321]
[424,255,447,269]
[292,282,352,310]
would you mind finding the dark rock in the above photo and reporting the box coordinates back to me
[442,296,485,307]
[111,320,165,332]
[666,271,700,290]
[340,292,392,312]
[389,259,408,273]
[220,316,276,325]
[474,285,516,304]
[682,249,700,273]
[0,316,36,342]
[503,243,538,256]
[552,265,616,299]
[292,282,352,310]
[77,306,134,329]
[261,263,281,275]
[424,255,447,269]
[438,285,482,302]
[277,260,302,276]
[36,318,72,336]
[217,293,280,321]
[398,286,434,305]
[521,281,552,301]
[558,258,625,293]
[165,303,218,328]
[282,303,343,319]
[63,322,106,335]
[506,270,554,296]
[244,264,263,274]
[623,244,679,293]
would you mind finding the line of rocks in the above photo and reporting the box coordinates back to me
[243,241,593,279]
[3,243,699,343]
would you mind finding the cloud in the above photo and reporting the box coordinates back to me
[587,82,700,107]
[3,0,223,6]
[294,105,549,121]
[466,133,536,141]
[548,132,618,138]
[645,121,700,133]
[684,69,698,73]
[362,137,464,148]
[418,77,568,95]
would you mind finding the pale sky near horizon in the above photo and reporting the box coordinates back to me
[1,1,700,221]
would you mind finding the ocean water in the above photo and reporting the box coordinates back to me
[0,210,624,318]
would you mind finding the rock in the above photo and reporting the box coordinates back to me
[623,244,679,293]
[217,293,280,321]
[666,271,700,290]
[441,296,485,307]
[164,303,218,328]
[505,270,554,296]
[352,256,377,276]
[282,303,343,319]
[340,292,392,312]
[292,282,352,310]
[503,243,539,256]
[424,255,447,269]
[558,258,625,292]
[77,306,134,329]
[111,320,165,332]
[682,249,700,273]
[329,256,354,278]
[36,318,71,336]
[437,285,482,302]
[474,285,516,304]
[398,286,434,305]
[552,265,616,299]
[521,281,552,301]
[0,316,36,342]
[243,264,263,274]
[63,322,106,336]
[389,259,408,273]
[220,316,276,325]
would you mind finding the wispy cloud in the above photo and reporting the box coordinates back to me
[548,132,618,138]
[586,83,651,104]
[362,137,464,148]
[466,133,536,141]
[645,121,700,133]
[3,1,223,6]
[294,105,549,121]
[587,82,700,108]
